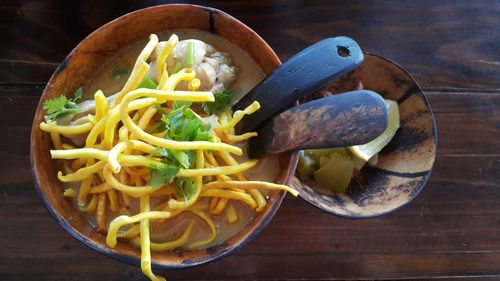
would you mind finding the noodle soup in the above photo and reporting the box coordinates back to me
[73,30,282,249]
[38,29,296,281]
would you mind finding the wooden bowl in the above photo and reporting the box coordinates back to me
[30,4,297,269]
[291,53,437,218]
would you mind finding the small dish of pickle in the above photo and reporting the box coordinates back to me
[297,99,400,193]
[298,148,366,193]
[290,54,437,218]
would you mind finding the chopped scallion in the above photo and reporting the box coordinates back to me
[172,62,183,74]
[186,41,194,67]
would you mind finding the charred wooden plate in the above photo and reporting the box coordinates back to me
[290,54,437,218]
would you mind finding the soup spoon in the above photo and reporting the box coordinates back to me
[249,89,387,158]
[230,36,388,157]
[234,36,365,132]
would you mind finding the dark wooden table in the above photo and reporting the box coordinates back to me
[2,0,500,280]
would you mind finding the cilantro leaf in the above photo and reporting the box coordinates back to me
[146,122,165,134]
[185,151,196,168]
[177,119,200,141]
[43,87,83,122]
[170,149,190,169]
[154,147,196,170]
[153,148,171,158]
[162,106,186,133]
[154,103,167,115]
[149,165,180,188]
[195,130,213,141]
[73,88,83,100]
[161,104,214,142]
[172,101,192,110]
[176,177,196,205]
[202,90,233,115]
[149,103,216,185]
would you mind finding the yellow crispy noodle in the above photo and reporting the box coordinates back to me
[39,33,298,281]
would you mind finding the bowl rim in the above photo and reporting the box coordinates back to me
[293,52,438,219]
[30,3,297,269]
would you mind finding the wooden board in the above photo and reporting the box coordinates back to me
[1,0,500,280]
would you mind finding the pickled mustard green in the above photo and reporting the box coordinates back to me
[296,98,400,194]
[314,153,354,192]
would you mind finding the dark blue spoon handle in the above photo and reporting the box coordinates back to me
[233,36,363,133]
[248,90,388,158]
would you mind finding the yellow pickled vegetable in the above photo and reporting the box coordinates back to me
[313,153,354,193]
[297,151,316,179]
[352,155,366,171]
[348,99,400,161]
[319,156,330,167]
[296,98,399,194]
[305,147,347,162]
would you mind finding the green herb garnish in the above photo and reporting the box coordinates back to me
[43,87,83,122]
[169,149,191,169]
[202,90,233,115]
[146,122,164,134]
[176,177,196,205]
[149,164,180,189]
[172,101,192,110]
[172,62,183,74]
[136,77,157,89]
[148,103,215,188]
[162,104,215,142]
[186,41,194,67]
[112,68,129,80]
[154,103,167,115]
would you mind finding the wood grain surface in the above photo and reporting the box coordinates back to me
[1,0,500,280]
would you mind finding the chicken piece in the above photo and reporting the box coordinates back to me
[209,51,232,66]
[195,63,217,90]
[204,57,220,73]
[203,51,237,93]
[217,64,237,88]
[145,61,157,84]
[152,39,238,93]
